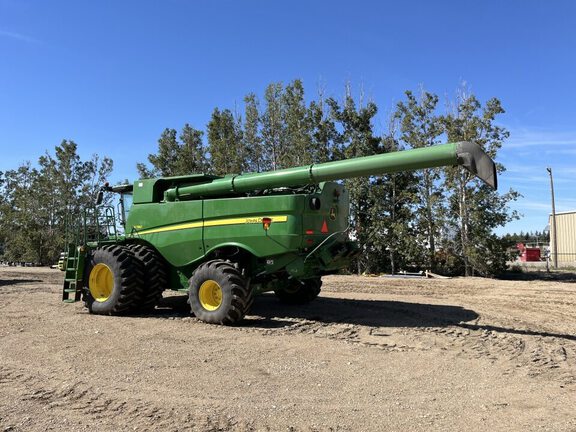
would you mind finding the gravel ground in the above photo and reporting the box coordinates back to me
[1,267,575,431]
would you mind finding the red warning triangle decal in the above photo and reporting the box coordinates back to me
[321,219,329,233]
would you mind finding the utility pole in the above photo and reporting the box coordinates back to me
[546,167,558,269]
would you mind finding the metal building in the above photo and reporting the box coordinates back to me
[549,210,576,264]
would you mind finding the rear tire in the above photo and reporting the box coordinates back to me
[84,245,144,315]
[274,278,322,304]
[127,244,168,311]
[188,260,252,325]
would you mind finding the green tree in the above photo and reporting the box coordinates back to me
[282,79,312,166]
[179,124,208,174]
[327,84,382,274]
[440,88,520,275]
[207,108,246,174]
[0,163,36,262]
[137,128,180,177]
[0,171,5,256]
[394,90,444,271]
[0,140,112,264]
[374,129,421,274]
[307,86,337,163]
[137,125,207,177]
[261,82,286,169]
[243,93,265,172]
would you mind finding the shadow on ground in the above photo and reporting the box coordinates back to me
[127,294,576,342]
[499,270,576,283]
[154,293,479,329]
[459,323,576,342]
[0,278,42,287]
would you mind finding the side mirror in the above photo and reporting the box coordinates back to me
[96,190,104,205]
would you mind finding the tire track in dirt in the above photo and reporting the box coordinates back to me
[0,363,254,432]
[234,298,576,387]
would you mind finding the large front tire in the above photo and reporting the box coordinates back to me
[274,278,322,304]
[85,245,144,315]
[188,260,251,325]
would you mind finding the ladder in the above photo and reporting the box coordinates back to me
[62,242,85,303]
[61,213,88,303]
[61,205,118,303]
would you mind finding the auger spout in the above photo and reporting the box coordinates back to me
[164,141,496,201]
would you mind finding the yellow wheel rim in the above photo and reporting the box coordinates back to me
[198,280,223,311]
[89,263,114,302]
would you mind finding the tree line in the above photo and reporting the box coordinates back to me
[501,231,550,246]
[0,79,519,274]
[0,141,112,265]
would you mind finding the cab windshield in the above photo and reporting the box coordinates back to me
[121,192,133,226]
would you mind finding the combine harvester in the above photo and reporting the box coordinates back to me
[61,142,496,324]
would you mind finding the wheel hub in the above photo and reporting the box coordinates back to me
[89,263,114,302]
[198,280,223,311]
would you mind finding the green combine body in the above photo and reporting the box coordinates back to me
[62,141,497,324]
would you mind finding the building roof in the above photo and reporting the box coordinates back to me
[549,210,576,216]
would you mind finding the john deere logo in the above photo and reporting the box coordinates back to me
[329,207,337,220]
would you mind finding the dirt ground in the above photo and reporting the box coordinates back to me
[1,267,575,431]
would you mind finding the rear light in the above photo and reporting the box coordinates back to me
[305,229,314,235]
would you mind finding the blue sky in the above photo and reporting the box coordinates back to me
[1,0,575,235]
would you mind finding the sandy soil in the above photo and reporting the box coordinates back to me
[1,267,575,431]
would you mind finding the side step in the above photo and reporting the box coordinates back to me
[62,279,82,303]
[62,246,86,303]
